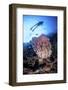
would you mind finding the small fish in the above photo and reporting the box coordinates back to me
[36,34,38,35]
[30,21,44,32]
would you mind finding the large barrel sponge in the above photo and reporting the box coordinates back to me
[31,34,52,63]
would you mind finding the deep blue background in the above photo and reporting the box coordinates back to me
[23,15,57,43]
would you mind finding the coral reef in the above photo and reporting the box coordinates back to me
[23,34,57,74]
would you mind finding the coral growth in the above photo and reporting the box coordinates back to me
[23,34,57,74]
[31,34,52,64]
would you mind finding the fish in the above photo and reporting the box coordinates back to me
[30,21,44,32]
[36,34,38,35]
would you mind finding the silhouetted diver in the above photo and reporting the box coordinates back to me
[30,21,44,32]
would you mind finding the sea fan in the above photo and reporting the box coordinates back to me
[31,34,52,64]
